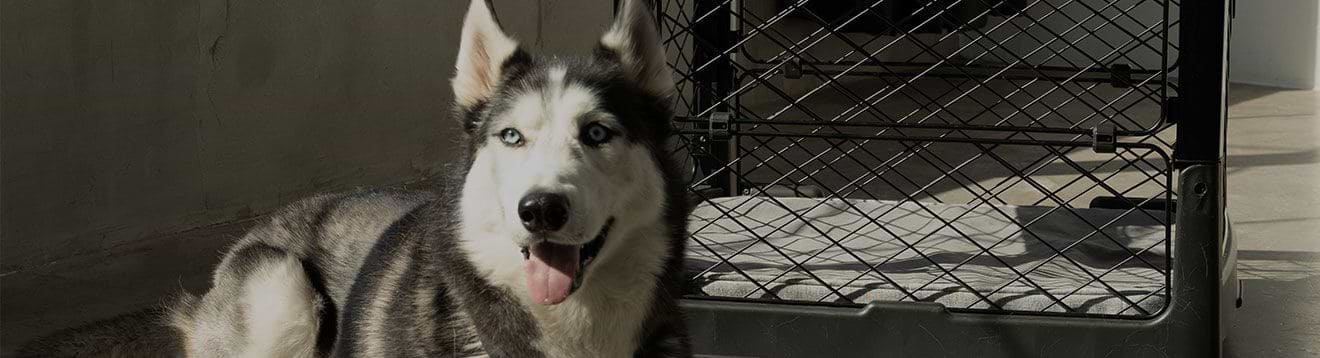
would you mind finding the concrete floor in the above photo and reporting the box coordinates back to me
[1221,85,1320,357]
[2,84,1318,356]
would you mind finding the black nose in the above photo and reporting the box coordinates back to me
[518,192,570,233]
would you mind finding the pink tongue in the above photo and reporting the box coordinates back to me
[523,242,580,305]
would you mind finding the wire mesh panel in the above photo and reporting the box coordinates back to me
[660,0,1178,317]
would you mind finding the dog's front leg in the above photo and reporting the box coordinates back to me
[635,327,693,358]
[633,300,694,358]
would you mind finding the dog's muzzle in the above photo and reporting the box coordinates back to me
[520,218,614,305]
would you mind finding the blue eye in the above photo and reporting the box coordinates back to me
[499,128,524,146]
[581,123,613,146]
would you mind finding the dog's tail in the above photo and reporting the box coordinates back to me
[15,305,186,358]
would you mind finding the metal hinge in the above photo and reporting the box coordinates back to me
[708,112,732,141]
[1092,124,1116,153]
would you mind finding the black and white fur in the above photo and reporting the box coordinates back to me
[26,1,693,357]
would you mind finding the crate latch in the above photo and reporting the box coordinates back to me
[1092,124,1116,153]
[708,112,732,141]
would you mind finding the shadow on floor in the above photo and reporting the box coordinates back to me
[1227,250,1320,358]
[1228,84,1288,107]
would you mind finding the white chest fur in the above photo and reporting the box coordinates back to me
[526,282,656,357]
[459,222,670,357]
[527,239,665,357]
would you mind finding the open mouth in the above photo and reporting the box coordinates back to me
[519,217,614,305]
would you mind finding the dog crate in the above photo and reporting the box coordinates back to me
[649,0,1237,356]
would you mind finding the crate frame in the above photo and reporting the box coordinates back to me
[633,0,1235,355]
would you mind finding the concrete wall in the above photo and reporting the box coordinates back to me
[1228,0,1320,89]
[0,0,612,272]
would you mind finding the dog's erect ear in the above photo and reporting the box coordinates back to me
[453,0,521,116]
[600,0,674,98]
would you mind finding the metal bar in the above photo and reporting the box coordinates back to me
[750,59,1162,75]
[674,116,1095,135]
[1174,0,1231,166]
[677,129,1088,147]
[744,66,1160,85]
[692,0,737,195]
[745,61,1163,84]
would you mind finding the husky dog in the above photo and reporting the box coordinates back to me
[23,0,691,357]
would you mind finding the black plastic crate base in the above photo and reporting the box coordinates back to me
[681,165,1236,357]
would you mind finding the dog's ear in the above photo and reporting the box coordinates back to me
[599,0,673,98]
[453,0,523,131]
